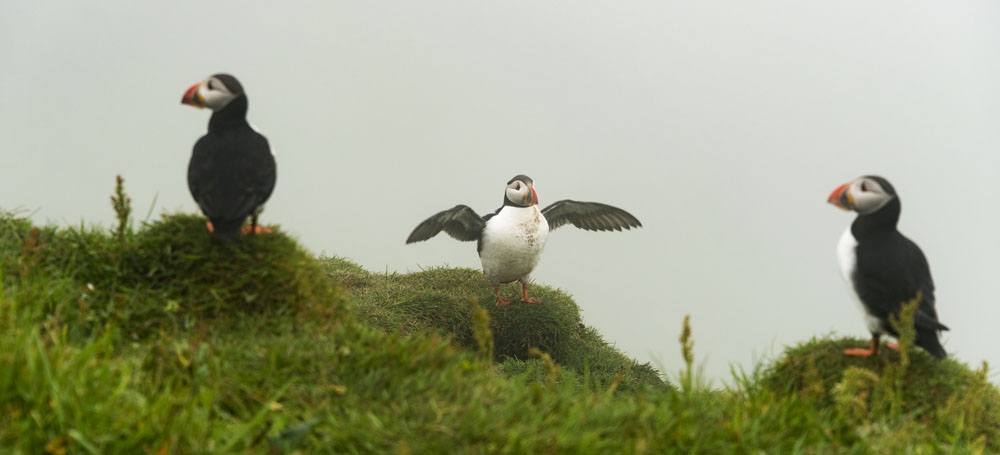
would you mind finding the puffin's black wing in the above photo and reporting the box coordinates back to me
[541,200,642,232]
[853,233,948,357]
[188,128,276,229]
[406,205,486,244]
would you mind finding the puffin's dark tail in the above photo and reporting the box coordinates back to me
[916,329,947,359]
[211,218,243,242]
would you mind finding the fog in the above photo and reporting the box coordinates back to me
[2,0,998,381]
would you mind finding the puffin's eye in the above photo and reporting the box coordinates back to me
[860,181,869,192]
[207,80,215,90]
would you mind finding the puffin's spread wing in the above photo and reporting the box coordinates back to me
[541,200,642,232]
[406,205,487,243]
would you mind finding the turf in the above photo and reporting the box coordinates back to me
[322,256,664,391]
[1,208,998,453]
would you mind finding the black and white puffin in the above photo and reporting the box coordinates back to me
[407,175,642,305]
[181,74,276,239]
[828,175,948,358]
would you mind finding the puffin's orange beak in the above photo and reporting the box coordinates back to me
[181,82,205,108]
[530,185,538,205]
[827,183,852,210]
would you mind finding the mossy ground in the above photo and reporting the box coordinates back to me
[323,256,663,391]
[0,213,336,339]
[1,210,998,452]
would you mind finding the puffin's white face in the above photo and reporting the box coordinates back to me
[505,179,538,207]
[181,76,240,111]
[828,176,895,214]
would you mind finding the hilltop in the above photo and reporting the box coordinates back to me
[0,193,997,452]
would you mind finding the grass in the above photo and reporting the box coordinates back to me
[762,337,1000,445]
[323,256,664,391]
[0,212,336,339]
[1,193,998,452]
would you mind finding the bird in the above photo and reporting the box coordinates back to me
[827,175,948,358]
[406,175,642,306]
[181,73,276,240]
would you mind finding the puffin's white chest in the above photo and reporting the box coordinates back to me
[837,226,883,334]
[479,206,549,284]
[837,227,858,284]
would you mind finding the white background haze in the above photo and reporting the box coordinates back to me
[2,1,999,382]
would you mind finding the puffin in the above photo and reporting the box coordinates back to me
[181,73,276,239]
[828,175,948,358]
[407,175,642,305]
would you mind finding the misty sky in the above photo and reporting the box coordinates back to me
[2,1,998,382]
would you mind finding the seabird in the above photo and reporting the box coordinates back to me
[407,175,642,305]
[181,73,276,240]
[828,175,948,358]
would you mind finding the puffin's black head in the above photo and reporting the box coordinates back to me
[181,73,245,111]
[827,175,898,215]
[504,174,538,207]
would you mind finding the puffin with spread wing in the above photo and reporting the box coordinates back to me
[407,175,642,305]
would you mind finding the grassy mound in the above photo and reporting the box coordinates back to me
[3,208,999,452]
[323,256,664,390]
[126,214,337,316]
[0,213,339,337]
[762,337,1000,449]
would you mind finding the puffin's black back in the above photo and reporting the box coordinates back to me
[850,193,948,358]
[187,95,276,239]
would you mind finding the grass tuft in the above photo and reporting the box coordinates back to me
[110,175,132,242]
[126,213,338,320]
[469,299,494,362]
[323,257,666,390]
[763,336,1000,450]
[0,211,340,338]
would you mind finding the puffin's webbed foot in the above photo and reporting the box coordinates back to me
[843,336,880,358]
[492,286,510,306]
[241,224,273,235]
[206,221,215,233]
[243,213,272,235]
[843,347,878,357]
[520,281,542,305]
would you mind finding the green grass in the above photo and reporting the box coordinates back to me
[323,256,664,391]
[0,213,337,338]
[1,208,998,453]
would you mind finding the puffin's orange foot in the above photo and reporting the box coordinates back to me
[886,342,899,351]
[518,281,541,304]
[241,225,273,235]
[206,221,215,233]
[843,347,877,358]
[495,297,511,306]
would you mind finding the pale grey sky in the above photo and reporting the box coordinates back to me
[2,1,998,381]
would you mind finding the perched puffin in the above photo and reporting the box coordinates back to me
[407,175,642,305]
[181,74,276,239]
[828,175,948,358]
